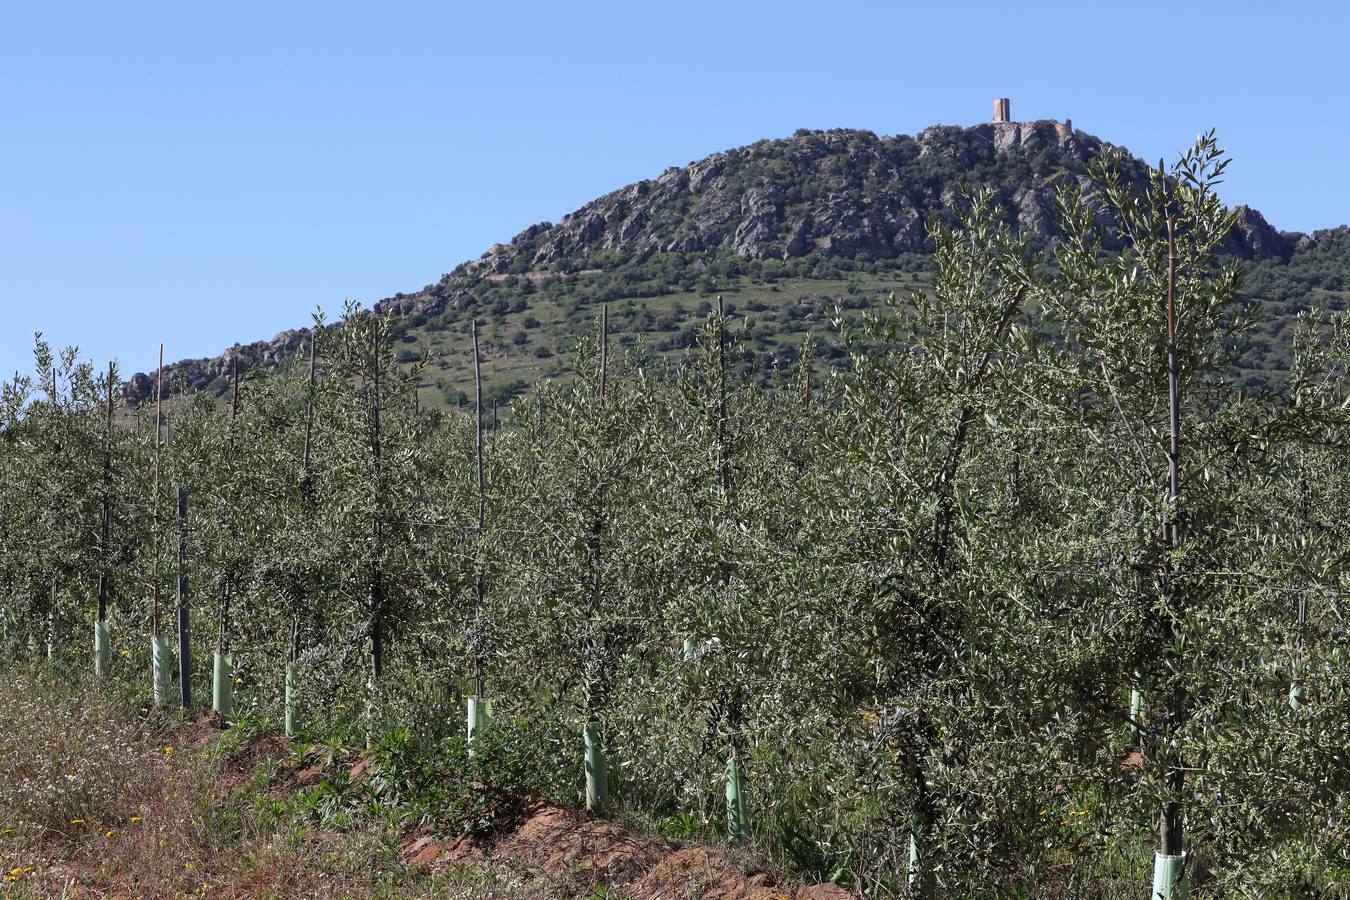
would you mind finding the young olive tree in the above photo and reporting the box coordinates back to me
[795,195,1038,893]
[312,304,435,739]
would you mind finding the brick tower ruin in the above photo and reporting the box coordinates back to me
[993,97,1011,123]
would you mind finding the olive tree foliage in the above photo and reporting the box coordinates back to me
[0,337,123,658]
[1019,135,1350,891]
[303,304,455,734]
[783,194,1049,890]
[158,359,315,707]
[487,333,663,777]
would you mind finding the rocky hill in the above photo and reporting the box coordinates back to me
[122,119,1347,406]
[459,121,1286,274]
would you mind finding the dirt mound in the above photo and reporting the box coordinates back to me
[496,803,666,886]
[219,731,294,791]
[636,846,786,899]
[401,802,853,899]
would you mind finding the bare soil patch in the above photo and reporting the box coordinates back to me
[401,799,851,899]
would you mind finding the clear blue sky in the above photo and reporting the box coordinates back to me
[2,1,1345,379]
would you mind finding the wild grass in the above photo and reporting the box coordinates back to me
[0,666,534,898]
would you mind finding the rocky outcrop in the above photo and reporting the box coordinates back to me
[121,328,314,406]
[1222,205,1290,260]
[461,120,1290,278]
[123,120,1311,401]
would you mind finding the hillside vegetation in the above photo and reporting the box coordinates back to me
[123,122,1349,409]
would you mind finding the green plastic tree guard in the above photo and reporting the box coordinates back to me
[907,813,934,893]
[1290,682,1306,710]
[94,620,110,678]
[466,696,486,752]
[152,635,173,706]
[1130,687,1143,736]
[1151,852,1188,899]
[284,665,299,737]
[726,753,749,843]
[212,652,233,719]
[584,724,608,811]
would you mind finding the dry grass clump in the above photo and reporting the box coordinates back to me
[0,669,526,897]
[0,671,163,844]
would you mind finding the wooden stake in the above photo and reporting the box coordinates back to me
[293,336,317,666]
[97,362,114,623]
[284,336,319,737]
[368,318,385,730]
[599,304,609,409]
[472,320,485,704]
[95,361,114,678]
[716,296,727,497]
[585,306,610,808]
[219,358,240,657]
[1156,212,1187,891]
[152,345,163,639]
[176,486,191,709]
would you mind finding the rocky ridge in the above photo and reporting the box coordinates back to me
[122,120,1309,405]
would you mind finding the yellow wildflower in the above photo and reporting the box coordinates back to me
[129,817,142,824]
[164,746,174,756]
[70,819,84,825]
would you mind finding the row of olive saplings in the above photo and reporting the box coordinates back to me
[89,323,382,737]
[461,307,752,841]
[87,348,271,728]
[86,317,757,845]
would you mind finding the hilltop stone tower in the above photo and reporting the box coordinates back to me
[992,98,1073,141]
